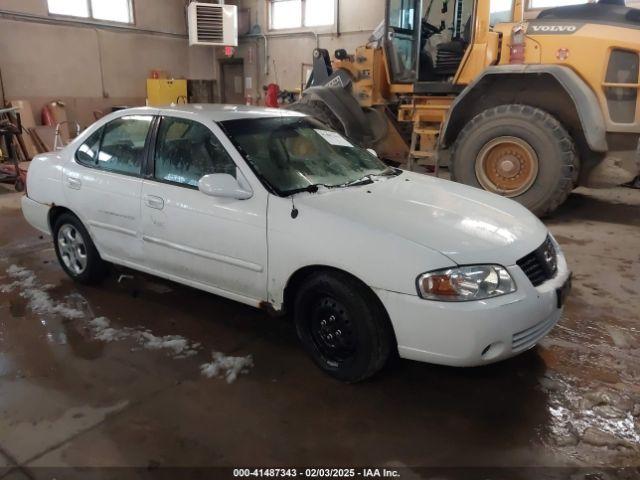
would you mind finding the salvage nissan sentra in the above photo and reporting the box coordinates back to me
[21,105,572,382]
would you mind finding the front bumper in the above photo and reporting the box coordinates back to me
[375,252,571,367]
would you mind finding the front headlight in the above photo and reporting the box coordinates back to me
[548,233,563,255]
[417,265,516,302]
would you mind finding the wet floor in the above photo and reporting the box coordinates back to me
[0,185,639,479]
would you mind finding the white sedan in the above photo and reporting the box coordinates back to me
[21,105,572,382]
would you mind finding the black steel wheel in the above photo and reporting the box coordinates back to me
[309,296,357,364]
[294,271,394,382]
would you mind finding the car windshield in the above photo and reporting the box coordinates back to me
[220,116,395,196]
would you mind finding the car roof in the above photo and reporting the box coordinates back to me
[117,104,306,122]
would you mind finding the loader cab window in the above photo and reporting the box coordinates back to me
[418,0,475,81]
[490,0,515,25]
[529,0,589,8]
[386,0,420,83]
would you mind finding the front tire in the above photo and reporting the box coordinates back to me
[450,104,579,217]
[293,271,393,382]
[53,213,108,285]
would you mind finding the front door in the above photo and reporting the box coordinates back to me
[63,114,154,265]
[221,61,245,104]
[140,114,268,304]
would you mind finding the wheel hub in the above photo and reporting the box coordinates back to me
[475,136,539,198]
[310,297,356,363]
[57,224,88,275]
[497,156,517,176]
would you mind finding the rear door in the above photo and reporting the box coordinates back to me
[63,114,155,265]
[140,114,268,304]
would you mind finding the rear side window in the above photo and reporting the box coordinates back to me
[75,116,153,175]
[98,115,153,175]
[154,116,237,187]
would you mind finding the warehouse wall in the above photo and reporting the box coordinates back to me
[235,0,386,100]
[2,0,639,123]
[235,0,640,102]
[0,0,216,127]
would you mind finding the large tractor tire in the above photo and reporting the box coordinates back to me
[450,104,579,217]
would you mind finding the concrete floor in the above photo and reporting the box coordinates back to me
[0,183,639,479]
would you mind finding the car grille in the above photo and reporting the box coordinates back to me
[517,236,558,287]
[512,315,558,353]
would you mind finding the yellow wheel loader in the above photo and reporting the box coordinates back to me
[290,0,640,216]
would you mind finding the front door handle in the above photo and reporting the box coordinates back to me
[65,176,82,190]
[144,194,164,210]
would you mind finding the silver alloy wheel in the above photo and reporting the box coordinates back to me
[57,224,88,275]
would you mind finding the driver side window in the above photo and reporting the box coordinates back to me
[154,117,237,188]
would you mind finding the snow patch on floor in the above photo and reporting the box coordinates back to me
[88,317,130,342]
[1,264,37,292]
[200,351,254,383]
[86,316,201,359]
[137,331,201,358]
[2,264,253,382]
[1,265,84,319]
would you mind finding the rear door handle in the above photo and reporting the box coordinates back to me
[65,176,82,190]
[144,195,164,210]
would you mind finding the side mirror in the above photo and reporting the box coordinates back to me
[198,173,253,200]
[367,148,378,158]
[76,151,94,164]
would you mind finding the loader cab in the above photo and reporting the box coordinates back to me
[385,0,516,91]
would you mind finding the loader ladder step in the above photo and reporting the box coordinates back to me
[401,104,450,110]
[414,128,440,136]
[409,150,435,158]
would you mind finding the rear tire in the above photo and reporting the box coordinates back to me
[53,213,108,285]
[293,271,393,383]
[450,104,579,217]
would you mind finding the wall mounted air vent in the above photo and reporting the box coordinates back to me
[188,2,238,47]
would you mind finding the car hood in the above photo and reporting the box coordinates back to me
[294,172,548,266]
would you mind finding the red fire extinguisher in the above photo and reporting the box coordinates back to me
[264,84,281,108]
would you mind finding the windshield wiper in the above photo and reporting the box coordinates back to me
[379,166,403,176]
[280,183,328,197]
[344,175,375,187]
[281,168,402,196]
[343,168,402,188]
